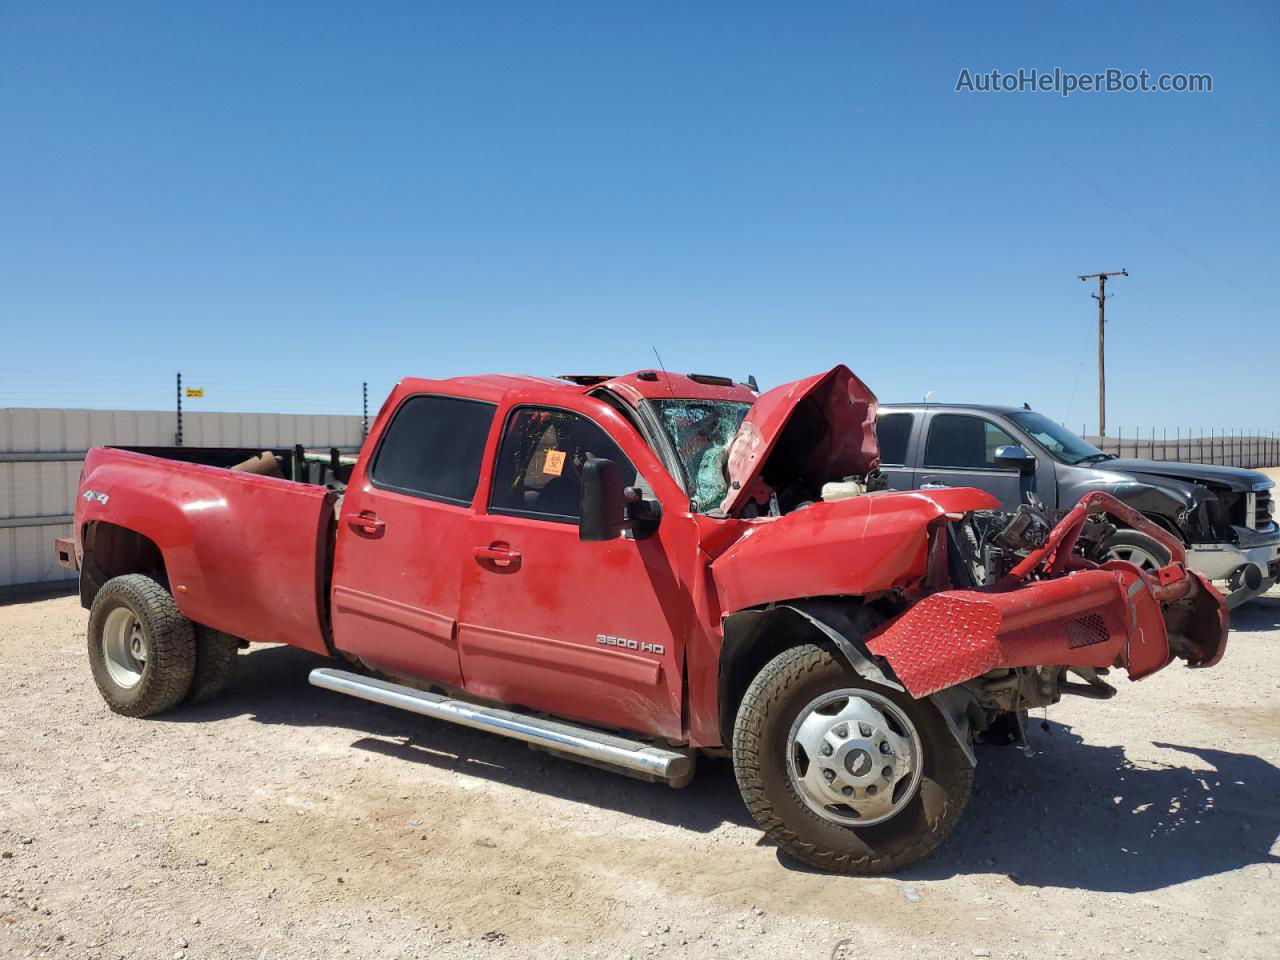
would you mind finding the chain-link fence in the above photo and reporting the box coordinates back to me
[1080,428,1280,469]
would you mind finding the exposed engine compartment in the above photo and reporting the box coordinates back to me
[890,499,1218,747]
[947,495,1117,587]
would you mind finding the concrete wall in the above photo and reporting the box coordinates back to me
[0,407,363,591]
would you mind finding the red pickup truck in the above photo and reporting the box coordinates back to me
[56,365,1227,873]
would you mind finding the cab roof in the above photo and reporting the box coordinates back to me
[879,402,1033,416]
[394,370,757,407]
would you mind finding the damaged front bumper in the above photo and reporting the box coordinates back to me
[1186,532,1280,609]
[866,493,1229,699]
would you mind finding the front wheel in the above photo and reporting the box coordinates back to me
[732,644,973,873]
[1102,530,1173,574]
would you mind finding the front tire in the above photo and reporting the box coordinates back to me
[732,644,972,873]
[1102,530,1172,573]
[88,574,196,717]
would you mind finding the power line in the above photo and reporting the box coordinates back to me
[1014,120,1279,313]
[1078,269,1128,438]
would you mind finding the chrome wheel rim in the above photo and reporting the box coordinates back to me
[786,688,922,827]
[102,607,146,689]
[1106,543,1164,573]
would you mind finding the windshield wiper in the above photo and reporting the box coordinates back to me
[1075,453,1117,464]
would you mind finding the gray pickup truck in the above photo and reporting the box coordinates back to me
[877,403,1280,607]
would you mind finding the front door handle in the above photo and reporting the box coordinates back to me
[345,510,385,535]
[474,543,522,568]
[920,482,951,490]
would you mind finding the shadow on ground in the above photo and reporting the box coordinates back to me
[900,726,1280,891]
[170,643,1280,893]
[0,584,77,607]
[1229,594,1280,631]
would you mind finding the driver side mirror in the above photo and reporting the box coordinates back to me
[994,444,1036,474]
[579,458,626,542]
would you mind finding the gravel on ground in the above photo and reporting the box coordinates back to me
[2,592,1277,960]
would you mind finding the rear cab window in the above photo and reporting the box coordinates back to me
[370,395,496,505]
[875,413,914,466]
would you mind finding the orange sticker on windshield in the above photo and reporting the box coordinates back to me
[543,449,567,476]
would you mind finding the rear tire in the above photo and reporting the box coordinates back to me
[732,644,972,874]
[187,626,240,705]
[88,574,196,717]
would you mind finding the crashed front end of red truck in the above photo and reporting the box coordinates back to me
[702,364,1228,870]
[865,490,1227,699]
[712,365,1227,707]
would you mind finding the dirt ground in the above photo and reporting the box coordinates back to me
[2,593,1277,960]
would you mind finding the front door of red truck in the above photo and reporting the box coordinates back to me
[331,394,497,686]
[458,399,688,740]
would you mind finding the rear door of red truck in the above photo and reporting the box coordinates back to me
[329,394,497,687]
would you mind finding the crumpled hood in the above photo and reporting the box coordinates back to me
[1101,458,1273,494]
[711,486,1000,613]
[721,365,880,516]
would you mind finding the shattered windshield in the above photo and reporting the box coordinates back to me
[1009,411,1109,465]
[648,399,751,512]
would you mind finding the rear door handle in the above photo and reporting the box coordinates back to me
[920,482,951,489]
[346,510,385,535]
[474,543,522,568]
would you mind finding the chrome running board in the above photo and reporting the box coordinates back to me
[309,668,693,787]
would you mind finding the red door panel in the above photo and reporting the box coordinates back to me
[459,510,687,740]
[331,491,471,685]
[329,392,498,686]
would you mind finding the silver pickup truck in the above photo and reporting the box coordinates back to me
[877,403,1280,607]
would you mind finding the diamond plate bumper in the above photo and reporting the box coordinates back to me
[866,492,1229,698]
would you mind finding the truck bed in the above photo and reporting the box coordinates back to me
[76,446,343,654]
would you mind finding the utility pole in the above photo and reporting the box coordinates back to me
[1077,269,1127,437]
[176,372,183,447]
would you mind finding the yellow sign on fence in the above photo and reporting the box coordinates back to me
[185,387,204,398]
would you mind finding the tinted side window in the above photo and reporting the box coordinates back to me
[876,413,913,466]
[490,407,638,523]
[370,395,495,505]
[924,414,1016,469]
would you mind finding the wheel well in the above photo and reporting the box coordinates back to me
[1104,512,1187,552]
[718,606,835,746]
[1131,512,1181,539]
[80,521,168,609]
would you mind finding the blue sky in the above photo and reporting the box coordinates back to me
[1,2,1276,434]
